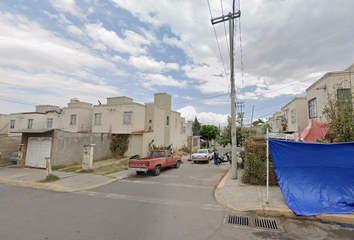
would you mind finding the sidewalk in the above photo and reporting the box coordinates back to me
[215,167,354,226]
[0,155,190,192]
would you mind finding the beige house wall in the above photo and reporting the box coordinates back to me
[128,134,143,157]
[170,111,183,150]
[92,103,145,134]
[8,112,47,136]
[60,107,93,132]
[0,114,10,135]
[36,105,60,113]
[281,97,307,132]
[306,64,354,123]
[271,111,283,133]
[154,93,171,146]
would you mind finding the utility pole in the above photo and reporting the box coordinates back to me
[236,101,245,128]
[249,105,254,138]
[212,10,241,179]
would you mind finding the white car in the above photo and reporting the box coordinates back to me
[191,149,212,163]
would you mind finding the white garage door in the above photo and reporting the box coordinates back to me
[26,137,52,168]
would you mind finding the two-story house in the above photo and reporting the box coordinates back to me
[306,64,354,123]
[280,97,308,133]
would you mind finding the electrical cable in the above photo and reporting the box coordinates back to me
[0,96,40,106]
[220,0,229,56]
[206,0,230,94]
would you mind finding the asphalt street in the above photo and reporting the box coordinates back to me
[0,155,353,239]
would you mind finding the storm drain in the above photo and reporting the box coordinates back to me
[254,218,278,230]
[227,215,250,226]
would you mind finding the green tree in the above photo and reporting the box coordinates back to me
[219,116,257,147]
[192,116,201,136]
[200,125,220,148]
[220,116,232,147]
[322,81,354,142]
[262,124,272,133]
[252,119,264,126]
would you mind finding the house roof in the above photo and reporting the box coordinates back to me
[9,129,53,133]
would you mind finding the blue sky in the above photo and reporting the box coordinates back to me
[1,0,354,127]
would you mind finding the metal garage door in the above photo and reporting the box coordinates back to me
[26,137,52,168]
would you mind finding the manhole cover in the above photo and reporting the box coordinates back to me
[227,215,250,226]
[254,218,278,230]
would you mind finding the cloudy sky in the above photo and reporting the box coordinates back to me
[1,0,354,127]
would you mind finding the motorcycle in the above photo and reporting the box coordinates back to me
[218,151,231,164]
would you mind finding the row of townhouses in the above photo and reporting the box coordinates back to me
[0,93,193,168]
[266,63,354,134]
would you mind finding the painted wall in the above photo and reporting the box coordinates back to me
[281,97,307,132]
[51,129,112,166]
[92,103,146,134]
[306,65,354,123]
[8,113,47,136]
[0,114,10,135]
[60,107,93,133]
[154,93,171,146]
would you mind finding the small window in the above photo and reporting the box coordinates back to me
[10,120,15,129]
[183,126,186,133]
[70,114,77,125]
[123,112,132,124]
[149,119,152,123]
[28,119,33,129]
[308,98,317,119]
[291,109,296,123]
[148,126,152,130]
[337,88,351,108]
[166,116,169,126]
[47,118,53,128]
[94,113,102,125]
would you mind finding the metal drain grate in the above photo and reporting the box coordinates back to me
[254,218,278,230]
[227,215,249,226]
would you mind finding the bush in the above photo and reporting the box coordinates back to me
[110,134,129,157]
[243,139,278,186]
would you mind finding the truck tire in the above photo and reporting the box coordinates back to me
[136,171,144,175]
[175,161,180,168]
[152,166,161,176]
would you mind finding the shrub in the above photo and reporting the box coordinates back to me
[243,139,278,186]
[110,134,129,157]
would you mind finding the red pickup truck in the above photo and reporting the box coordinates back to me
[128,150,182,176]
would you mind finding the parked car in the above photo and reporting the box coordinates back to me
[128,150,182,176]
[10,152,18,163]
[191,149,212,163]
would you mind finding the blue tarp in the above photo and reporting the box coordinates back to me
[269,139,354,216]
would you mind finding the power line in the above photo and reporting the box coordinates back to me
[172,93,229,105]
[219,0,229,56]
[206,0,230,94]
[0,96,40,106]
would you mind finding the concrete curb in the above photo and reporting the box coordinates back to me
[0,177,116,193]
[214,170,354,226]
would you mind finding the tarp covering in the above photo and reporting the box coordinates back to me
[294,119,329,142]
[269,139,354,216]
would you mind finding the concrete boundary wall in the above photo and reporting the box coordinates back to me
[52,129,113,166]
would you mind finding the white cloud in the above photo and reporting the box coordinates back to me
[129,56,179,72]
[177,105,229,127]
[139,73,187,90]
[49,0,84,19]
[84,22,150,55]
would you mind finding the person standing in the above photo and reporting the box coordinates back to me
[213,149,219,165]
